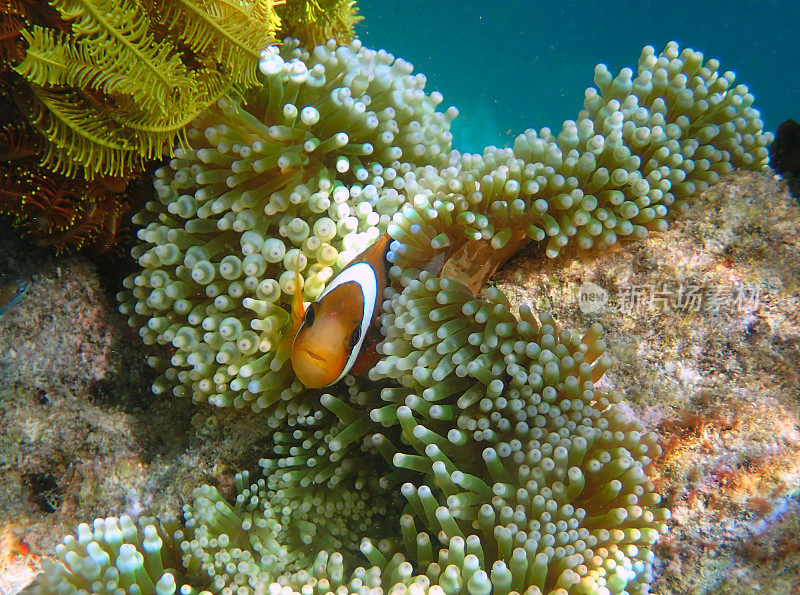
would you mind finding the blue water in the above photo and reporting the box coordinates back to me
[357,1,799,154]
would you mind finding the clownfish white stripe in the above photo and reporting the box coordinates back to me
[315,261,377,384]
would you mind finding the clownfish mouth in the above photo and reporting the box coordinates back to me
[291,344,342,389]
[301,349,328,363]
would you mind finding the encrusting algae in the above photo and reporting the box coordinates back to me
[21,31,775,595]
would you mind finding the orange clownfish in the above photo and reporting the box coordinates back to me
[290,234,392,388]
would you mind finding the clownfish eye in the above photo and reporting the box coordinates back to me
[304,304,315,327]
[348,327,361,349]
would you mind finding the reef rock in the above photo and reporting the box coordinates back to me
[495,170,800,593]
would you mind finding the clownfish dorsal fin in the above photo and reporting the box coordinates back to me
[289,262,306,331]
[278,260,306,355]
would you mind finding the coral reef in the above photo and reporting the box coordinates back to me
[27,515,186,593]
[16,39,780,594]
[491,171,800,593]
[388,42,772,294]
[0,0,67,66]
[5,172,800,593]
[0,3,134,253]
[0,0,376,254]
[0,228,195,592]
[118,39,456,409]
[25,294,669,592]
[119,39,770,414]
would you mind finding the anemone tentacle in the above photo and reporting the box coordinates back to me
[27,39,773,595]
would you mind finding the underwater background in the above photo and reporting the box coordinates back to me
[358,0,799,152]
[3,1,800,592]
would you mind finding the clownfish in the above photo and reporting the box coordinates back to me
[290,234,392,388]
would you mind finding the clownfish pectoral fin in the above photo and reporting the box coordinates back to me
[278,263,306,355]
[422,251,447,277]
